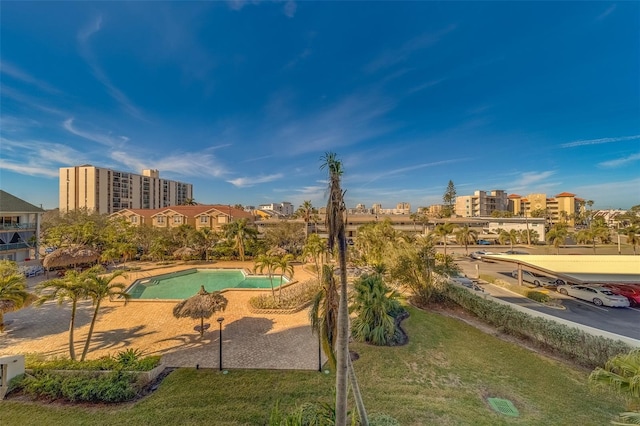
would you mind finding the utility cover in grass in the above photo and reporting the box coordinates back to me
[487,398,519,417]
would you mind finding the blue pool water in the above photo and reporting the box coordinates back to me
[127,269,288,299]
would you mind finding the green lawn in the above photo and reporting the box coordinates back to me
[1,305,625,425]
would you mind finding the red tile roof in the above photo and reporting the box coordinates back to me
[555,192,576,197]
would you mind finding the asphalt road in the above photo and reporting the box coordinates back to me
[453,254,640,341]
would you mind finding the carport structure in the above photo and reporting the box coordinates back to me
[484,254,640,285]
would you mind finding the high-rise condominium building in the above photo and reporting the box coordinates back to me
[455,190,508,217]
[59,165,193,215]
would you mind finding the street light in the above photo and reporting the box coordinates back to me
[216,317,224,371]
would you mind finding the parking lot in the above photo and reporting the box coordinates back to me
[451,251,640,341]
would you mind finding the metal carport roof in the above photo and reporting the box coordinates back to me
[482,255,640,284]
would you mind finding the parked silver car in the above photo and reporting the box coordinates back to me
[556,285,630,307]
[511,270,558,287]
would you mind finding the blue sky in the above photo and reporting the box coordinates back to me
[1,1,638,211]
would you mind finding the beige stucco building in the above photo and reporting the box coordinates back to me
[110,205,253,231]
[455,190,509,217]
[59,166,193,215]
[509,192,582,226]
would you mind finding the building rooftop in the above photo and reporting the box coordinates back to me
[0,190,45,213]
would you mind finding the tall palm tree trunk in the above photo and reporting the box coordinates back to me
[80,299,102,361]
[349,357,368,426]
[69,301,78,360]
[335,229,349,425]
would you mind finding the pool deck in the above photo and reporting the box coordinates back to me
[1,261,326,371]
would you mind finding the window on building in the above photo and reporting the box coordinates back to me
[157,216,165,224]
[200,216,208,223]
[174,216,182,224]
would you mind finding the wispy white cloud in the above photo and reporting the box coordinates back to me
[63,118,128,147]
[561,134,640,148]
[596,4,616,21]
[266,93,396,156]
[365,25,457,73]
[0,137,85,177]
[407,78,447,94]
[77,16,145,120]
[226,0,296,18]
[283,1,297,18]
[515,171,556,186]
[598,152,640,168]
[0,61,61,94]
[1,84,68,116]
[227,173,284,188]
[571,178,640,209]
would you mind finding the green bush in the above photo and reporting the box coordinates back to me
[527,290,551,303]
[250,279,321,310]
[444,284,633,367]
[14,370,138,403]
[25,351,161,372]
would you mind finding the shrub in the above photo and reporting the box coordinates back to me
[13,370,138,403]
[250,279,321,310]
[444,284,633,367]
[24,351,161,371]
[526,290,550,303]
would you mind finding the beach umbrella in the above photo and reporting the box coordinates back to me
[43,246,100,269]
[173,285,228,338]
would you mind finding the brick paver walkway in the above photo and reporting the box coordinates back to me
[1,261,325,371]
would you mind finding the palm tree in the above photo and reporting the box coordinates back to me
[589,348,640,424]
[274,254,295,302]
[182,198,197,206]
[303,233,325,277]
[297,200,314,239]
[454,225,477,255]
[224,218,257,261]
[350,273,400,346]
[80,266,129,361]
[309,264,339,369]
[254,254,278,302]
[625,226,640,255]
[546,224,569,255]
[35,270,91,360]
[433,222,455,256]
[0,260,30,333]
[321,152,367,425]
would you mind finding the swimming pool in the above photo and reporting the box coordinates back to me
[127,268,290,300]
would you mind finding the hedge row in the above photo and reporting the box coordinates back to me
[10,370,139,403]
[444,284,633,368]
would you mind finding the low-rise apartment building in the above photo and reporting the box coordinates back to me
[110,205,253,231]
[509,192,582,226]
[0,190,44,262]
[60,165,193,215]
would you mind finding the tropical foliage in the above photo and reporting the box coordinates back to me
[309,265,340,369]
[35,270,91,360]
[350,273,401,346]
[590,349,640,425]
[0,260,30,333]
[80,266,129,361]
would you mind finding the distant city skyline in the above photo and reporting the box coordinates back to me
[1,2,638,211]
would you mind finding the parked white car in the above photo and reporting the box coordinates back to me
[556,285,630,307]
[511,270,558,287]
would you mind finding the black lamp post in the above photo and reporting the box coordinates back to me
[217,317,224,371]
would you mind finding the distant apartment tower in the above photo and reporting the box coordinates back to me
[455,190,508,217]
[508,192,581,226]
[258,202,294,217]
[59,165,193,215]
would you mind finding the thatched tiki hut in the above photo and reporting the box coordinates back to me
[42,246,100,270]
[173,246,197,260]
[173,285,228,338]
